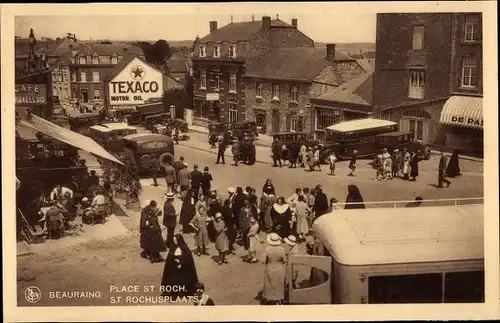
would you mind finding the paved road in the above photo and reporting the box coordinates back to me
[17,139,483,307]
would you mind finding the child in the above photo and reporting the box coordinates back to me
[194,282,215,306]
[213,213,229,265]
[190,204,211,256]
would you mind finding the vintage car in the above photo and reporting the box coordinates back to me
[272,132,322,154]
[208,121,258,143]
[68,114,105,135]
[122,133,175,173]
[88,123,138,155]
[143,113,171,131]
[126,102,166,125]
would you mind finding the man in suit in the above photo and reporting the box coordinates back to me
[216,136,226,164]
[162,192,177,248]
[438,152,451,188]
[189,164,203,198]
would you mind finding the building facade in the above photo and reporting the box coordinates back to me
[374,13,483,155]
[244,45,364,135]
[51,52,72,105]
[191,16,314,126]
[69,42,145,107]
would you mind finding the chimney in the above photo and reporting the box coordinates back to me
[262,16,271,29]
[292,18,298,29]
[209,21,218,33]
[326,44,336,60]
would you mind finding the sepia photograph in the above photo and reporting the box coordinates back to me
[2,2,498,322]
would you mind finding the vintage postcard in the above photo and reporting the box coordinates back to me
[2,1,499,322]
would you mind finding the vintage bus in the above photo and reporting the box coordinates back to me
[320,118,426,161]
[88,123,138,155]
[287,202,484,304]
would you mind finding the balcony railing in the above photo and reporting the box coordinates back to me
[334,197,483,209]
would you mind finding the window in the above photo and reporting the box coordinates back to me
[316,110,339,130]
[213,45,221,58]
[409,119,416,134]
[228,103,238,122]
[256,83,263,97]
[464,15,480,42]
[92,71,100,83]
[92,55,99,64]
[63,73,68,84]
[86,56,91,63]
[71,72,76,82]
[214,74,220,90]
[200,70,207,89]
[79,56,86,64]
[290,115,298,132]
[272,83,280,99]
[111,55,118,64]
[94,89,101,100]
[290,85,299,101]
[80,71,87,83]
[229,45,237,58]
[368,271,484,304]
[408,70,425,99]
[199,45,207,57]
[229,72,237,92]
[461,56,478,88]
[412,26,425,50]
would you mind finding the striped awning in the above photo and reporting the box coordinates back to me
[439,96,483,129]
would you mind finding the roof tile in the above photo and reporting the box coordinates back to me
[200,19,293,42]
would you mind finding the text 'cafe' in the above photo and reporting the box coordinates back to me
[104,56,165,112]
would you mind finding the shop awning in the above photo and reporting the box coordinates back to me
[16,109,124,165]
[439,96,483,129]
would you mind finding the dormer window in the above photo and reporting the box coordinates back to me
[111,54,118,64]
[92,54,99,64]
[86,55,91,63]
[213,45,221,58]
[229,45,237,58]
[199,45,207,57]
[79,56,86,64]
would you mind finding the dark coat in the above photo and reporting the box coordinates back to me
[163,201,177,228]
[410,154,420,177]
[200,173,213,194]
[445,151,461,178]
[179,193,196,231]
[161,245,198,298]
[140,206,150,249]
[232,193,247,218]
[144,214,167,254]
[270,205,292,238]
[232,141,241,156]
[272,142,282,157]
[344,194,366,209]
[314,192,329,217]
[262,184,276,196]
[190,170,203,188]
[222,204,237,242]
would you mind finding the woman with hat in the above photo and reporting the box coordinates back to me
[143,200,166,263]
[284,235,300,289]
[213,212,229,265]
[262,233,288,305]
[246,216,260,263]
[382,148,393,180]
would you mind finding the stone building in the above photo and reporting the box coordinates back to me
[244,44,364,135]
[69,42,144,106]
[374,13,483,156]
[191,16,314,126]
[51,51,73,105]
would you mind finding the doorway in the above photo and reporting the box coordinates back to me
[399,108,432,144]
[80,89,89,103]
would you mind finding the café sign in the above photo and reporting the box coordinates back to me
[451,115,483,128]
[108,57,163,106]
[15,83,47,106]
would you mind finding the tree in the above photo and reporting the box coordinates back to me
[136,39,172,68]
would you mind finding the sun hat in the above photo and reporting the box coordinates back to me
[165,192,175,199]
[266,233,282,246]
[81,197,89,202]
[228,187,235,194]
[215,212,223,219]
[284,235,297,246]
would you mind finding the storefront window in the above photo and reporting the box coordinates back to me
[316,110,339,130]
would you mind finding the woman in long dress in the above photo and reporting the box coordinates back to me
[445,149,461,178]
[143,203,167,263]
[262,193,277,233]
[161,234,198,298]
[409,151,420,181]
[402,149,411,180]
[299,144,307,167]
[270,197,293,239]
[213,213,229,265]
[294,195,310,242]
[284,235,300,290]
[246,217,260,263]
[262,179,276,196]
[179,190,196,233]
[262,233,288,305]
[382,148,393,180]
[344,184,366,209]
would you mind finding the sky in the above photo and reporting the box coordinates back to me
[15,13,376,43]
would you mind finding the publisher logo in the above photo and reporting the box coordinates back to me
[25,286,41,303]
